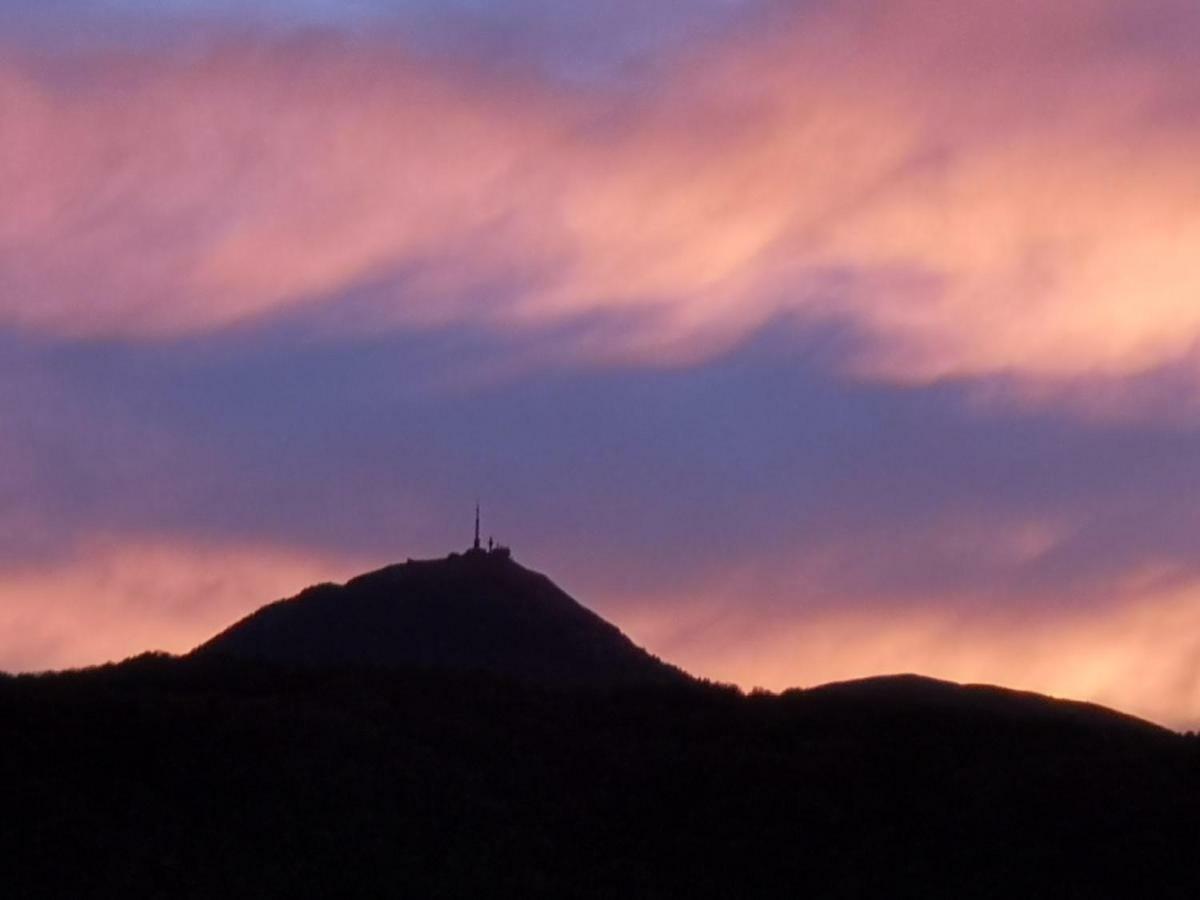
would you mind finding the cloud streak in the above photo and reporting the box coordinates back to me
[3,1,1200,387]
[626,583,1200,730]
[0,536,363,672]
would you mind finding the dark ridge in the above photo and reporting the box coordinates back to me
[5,653,1199,899]
[193,551,686,686]
[790,673,1173,738]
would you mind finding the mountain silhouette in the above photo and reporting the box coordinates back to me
[6,652,1198,899]
[193,549,684,686]
[7,547,1200,897]
[798,673,1170,736]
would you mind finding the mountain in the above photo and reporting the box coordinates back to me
[8,549,1200,896]
[797,672,1170,736]
[193,548,685,686]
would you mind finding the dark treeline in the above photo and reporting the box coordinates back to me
[4,654,1199,899]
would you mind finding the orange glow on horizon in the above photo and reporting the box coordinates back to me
[6,538,1196,731]
[617,582,1200,731]
[0,539,368,673]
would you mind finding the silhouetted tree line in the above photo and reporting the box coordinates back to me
[3,654,1200,899]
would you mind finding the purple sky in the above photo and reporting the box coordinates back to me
[3,0,1200,726]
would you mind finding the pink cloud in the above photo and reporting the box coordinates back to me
[0,537,368,672]
[619,576,1200,731]
[0,3,1198,388]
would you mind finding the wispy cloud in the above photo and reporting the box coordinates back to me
[0,536,364,671]
[625,582,1200,730]
[3,1,1200,388]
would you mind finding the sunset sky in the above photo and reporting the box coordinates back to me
[4,0,1200,727]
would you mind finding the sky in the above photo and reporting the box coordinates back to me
[4,0,1200,727]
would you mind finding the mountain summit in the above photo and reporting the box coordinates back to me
[14,544,1199,898]
[193,548,685,686]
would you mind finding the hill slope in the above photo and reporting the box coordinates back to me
[193,550,684,686]
[4,656,1198,899]
[10,551,1199,896]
